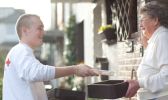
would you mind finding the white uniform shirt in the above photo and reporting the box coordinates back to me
[3,43,55,100]
[137,26,168,99]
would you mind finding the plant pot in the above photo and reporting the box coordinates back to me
[99,28,117,45]
[99,28,117,41]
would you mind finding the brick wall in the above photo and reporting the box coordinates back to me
[102,40,143,100]
[117,41,142,80]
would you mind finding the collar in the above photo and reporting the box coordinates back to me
[19,42,33,53]
[148,26,166,44]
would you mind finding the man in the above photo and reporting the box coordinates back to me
[3,14,99,100]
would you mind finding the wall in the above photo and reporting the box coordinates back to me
[92,0,144,100]
[100,41,142,100]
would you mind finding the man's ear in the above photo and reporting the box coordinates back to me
[21,27,28,36]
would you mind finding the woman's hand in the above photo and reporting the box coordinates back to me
[125,80,140,98]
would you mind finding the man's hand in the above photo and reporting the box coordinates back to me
[74,64,100,77]
[125,80,140,98]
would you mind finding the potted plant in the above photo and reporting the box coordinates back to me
[98,24,117,45]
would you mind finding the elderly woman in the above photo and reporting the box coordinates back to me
[125,1,168,100]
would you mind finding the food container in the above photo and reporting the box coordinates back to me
[87,80,128,99]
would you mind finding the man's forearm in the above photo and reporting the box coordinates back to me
[55,65,76,78]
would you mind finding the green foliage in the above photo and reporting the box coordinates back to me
[0,57,5,100]
[65,15,77,66]
[0,54,6,78]
[63,15,77,90]
[63,15,85,91]
[0,79,2,100]
[0,50,8,100]
[66,76,74,89]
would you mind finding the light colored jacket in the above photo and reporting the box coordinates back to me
[137,26,168,100]
[3,43,55,100]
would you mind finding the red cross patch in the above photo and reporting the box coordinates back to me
[5,58,11,66]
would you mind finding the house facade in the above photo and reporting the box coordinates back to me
[50,0,168,99]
